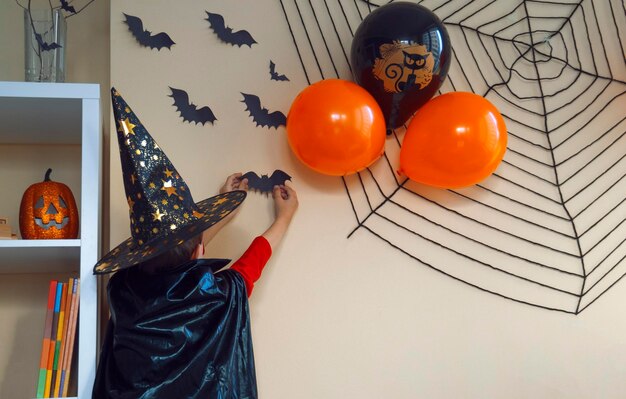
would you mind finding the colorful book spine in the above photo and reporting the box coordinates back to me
[60,278,80,397]
[53,278,74,397]
[36,280,58,398]
[44,281,63,398]
[50,281,68,396]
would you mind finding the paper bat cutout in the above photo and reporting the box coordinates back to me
[269,60,290,81]
[241,93,286,129]
[169,87,217,125]
[242,170,292,194]
[123,13,175,51]
[60,0,76,13]
[35,33,61,51]
[205,12,257,47]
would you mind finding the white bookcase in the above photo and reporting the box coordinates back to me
[0,82,101,399]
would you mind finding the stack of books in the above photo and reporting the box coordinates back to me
[36,278,80,398]
[0,216,17,239]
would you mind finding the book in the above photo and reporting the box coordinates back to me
[53,278,73,397]
[55,278,74,396]
[36,280,58,398]
[50,282,68,394]
[60,278,80,397]
[44,281,63,397]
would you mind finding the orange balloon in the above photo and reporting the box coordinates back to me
[287,79,386,176]
[399,92,507,188]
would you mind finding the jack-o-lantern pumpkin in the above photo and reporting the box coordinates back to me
[19,169,79,239]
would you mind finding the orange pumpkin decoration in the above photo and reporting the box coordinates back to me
[19,168,79,239]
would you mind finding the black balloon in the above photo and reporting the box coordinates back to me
[350,2,451,132]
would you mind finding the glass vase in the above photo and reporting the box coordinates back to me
[24,8,67,82]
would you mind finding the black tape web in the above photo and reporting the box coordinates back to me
[278,0,626,313]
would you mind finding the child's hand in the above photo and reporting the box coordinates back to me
[220,173,249,194]
[272,183,298,222]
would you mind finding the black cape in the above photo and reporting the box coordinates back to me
[92,259,257,399]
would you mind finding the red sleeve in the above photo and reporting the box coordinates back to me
[230,236,272,297]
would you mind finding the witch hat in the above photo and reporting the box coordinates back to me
[93,88,246,274]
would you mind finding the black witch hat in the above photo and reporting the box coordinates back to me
[93,88,245,274]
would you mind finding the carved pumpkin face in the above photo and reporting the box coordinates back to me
[19,169,79,239]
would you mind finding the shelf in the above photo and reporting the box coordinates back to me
[0,81,101,398]
[0,96,82,144]
[0,239,80,248]
[0,81,99,99]
[0,82,98,145]
[0,240,81,274]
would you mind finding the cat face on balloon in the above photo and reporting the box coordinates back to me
[373,41,435,93]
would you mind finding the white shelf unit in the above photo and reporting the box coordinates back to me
[0,82,101,399]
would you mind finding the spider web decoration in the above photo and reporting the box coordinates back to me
[278,0,626,314]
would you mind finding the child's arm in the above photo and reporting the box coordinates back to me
[231,183,298,296]
[261,184,298,249]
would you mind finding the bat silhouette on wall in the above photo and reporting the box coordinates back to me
[242,170,292,194]
[205,12,257,47]
[269,60,290,81]
[35,33,61,51]
[60,0,76,13]
[169,87,217,126]
[123,13,175,51]
[241,93,286,129]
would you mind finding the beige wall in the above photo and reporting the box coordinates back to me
[107,1,626,398]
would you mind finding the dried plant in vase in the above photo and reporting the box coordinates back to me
[15,0,96,82]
